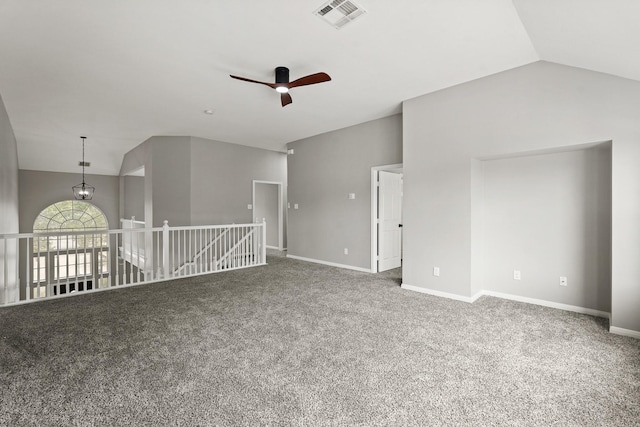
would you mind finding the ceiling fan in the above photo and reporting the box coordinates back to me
[230,66,331,107]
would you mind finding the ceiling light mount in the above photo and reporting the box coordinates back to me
[275,67,290,93]
[72,136,95,200]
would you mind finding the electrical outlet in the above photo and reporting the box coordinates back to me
[348,193,356,200]
[294,204,299,210]
[247,204,252,210]
[513,270,521,280]
[344,248,349,255]
[560,276,568,287]
[433,267,440,277]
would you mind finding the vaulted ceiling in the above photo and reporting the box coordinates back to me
[0,0,638,175]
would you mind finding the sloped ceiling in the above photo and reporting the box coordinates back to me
[0,0,636,175]
[513,0,640,82]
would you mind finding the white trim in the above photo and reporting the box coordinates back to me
[480,290,610,319]
[400,283,476,303]
[371,163,403,273]
[266,245,279,250]
[609,326,640,339]
[400,285,612,319]
[286,254,372,273]
[252,180,284,251]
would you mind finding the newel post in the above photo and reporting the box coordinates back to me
[162,220,170,278]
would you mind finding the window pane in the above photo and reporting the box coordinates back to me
[54,253,92,279]
[32,255,46,283]
[33,216,50,231]
[51,213,66,226]
[99,250,109,274]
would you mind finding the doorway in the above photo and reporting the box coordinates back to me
[252,181,284,251]
[371,164,403,273]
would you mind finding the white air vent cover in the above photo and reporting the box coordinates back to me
[315,0,366,29]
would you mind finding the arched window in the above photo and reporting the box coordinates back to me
[32,201,110,296]
[34,200,108,233]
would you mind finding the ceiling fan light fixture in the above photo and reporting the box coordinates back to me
[230,66,331,107]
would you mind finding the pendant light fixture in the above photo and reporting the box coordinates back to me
[72,136,95,200]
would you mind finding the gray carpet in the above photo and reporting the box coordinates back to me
[1,254,639,426]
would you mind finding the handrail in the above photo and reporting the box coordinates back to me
[165,223,259,231]
[0,227,164,240]
[120,217,146,226]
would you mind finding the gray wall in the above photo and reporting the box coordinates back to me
[120,136,287,237]
[254,182,279,248]
[19,170,120,233]
[152,136,192,227]
[0,93,19,303]
[287,114,402,270]
[120,138,153,226]
[403,61,640,333]
[190,137,287,227]
[0,94,18,235]
[481,145,611,312]
[123,175,145,220]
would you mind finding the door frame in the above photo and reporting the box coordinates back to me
[371,164,403,273]
[252,180,284,251]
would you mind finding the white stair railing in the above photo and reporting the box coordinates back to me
[169,220,267,277]
[173,227,231,275]
[0,220,266,306]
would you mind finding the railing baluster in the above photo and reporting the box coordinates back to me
[242,227,247,267]
[171,230,175,277]
[25,237,31,301]
[213,229,218,271]
[3,238,7,305]
[181,230,185,276]
[115,234,120,287]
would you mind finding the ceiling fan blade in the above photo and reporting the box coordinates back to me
[288,72,331,89]
[281,92,293,107]
[230,74,276,89]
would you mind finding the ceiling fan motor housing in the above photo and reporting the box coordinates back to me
[275,66,290,84]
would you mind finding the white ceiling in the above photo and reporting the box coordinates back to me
[0,0,637,176]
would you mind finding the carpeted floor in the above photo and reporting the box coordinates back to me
[1,253,639,426]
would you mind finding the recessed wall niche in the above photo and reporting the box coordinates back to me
[475,142,612,312]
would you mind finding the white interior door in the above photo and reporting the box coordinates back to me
[378,171,403,271]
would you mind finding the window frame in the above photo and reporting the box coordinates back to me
[31,201,110,296]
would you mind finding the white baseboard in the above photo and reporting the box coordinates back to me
[286,254,372,273]
[400,283,476,303]
[480,290,611,319]
[400,284,612,319]
[609,326,640,339]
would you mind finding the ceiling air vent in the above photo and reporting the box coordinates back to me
[315,0,366,29]
[78,161,90,167]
